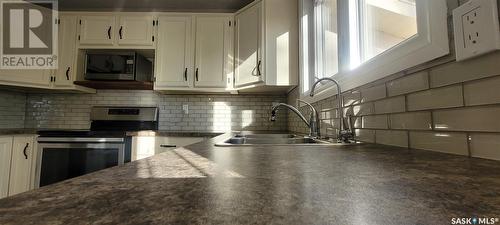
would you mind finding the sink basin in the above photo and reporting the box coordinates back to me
[234,134,298,139]
[215,134,356,146]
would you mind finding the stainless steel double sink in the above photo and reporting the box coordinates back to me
[215,134,356,146]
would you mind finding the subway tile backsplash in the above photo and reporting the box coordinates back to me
[406,84,463,111]
[25,90,287,132]
[289,51,500,162]
[287,0,500,161]
[0,90,26,129]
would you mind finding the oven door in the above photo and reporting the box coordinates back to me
[35,142,125,188]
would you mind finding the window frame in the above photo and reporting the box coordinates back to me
[299,0,449,103]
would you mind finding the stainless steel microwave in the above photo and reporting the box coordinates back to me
[84,51,152,82]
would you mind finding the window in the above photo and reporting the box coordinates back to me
[349,0,418,68]
[300,0,449,101]
[300,0,339,94]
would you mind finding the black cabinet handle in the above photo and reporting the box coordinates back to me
[195,68,199,82]
[160,144,177,148]
[257,60,262,76]
[107,26,111,39]
[23,143,29,159]
[65,67,70,80]
[119,26,123,39]
[252,60,262,77]
[184,68,188,81]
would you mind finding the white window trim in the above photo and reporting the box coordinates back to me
[300,0,449,103]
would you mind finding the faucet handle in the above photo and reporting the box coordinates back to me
[270,110,277,122]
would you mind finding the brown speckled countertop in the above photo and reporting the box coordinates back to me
[0,131,499,225]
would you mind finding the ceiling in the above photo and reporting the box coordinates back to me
[58,0,255,12]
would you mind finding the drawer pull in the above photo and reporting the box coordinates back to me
[160,144,177,148]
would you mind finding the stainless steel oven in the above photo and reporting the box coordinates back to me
[35,138,125,187]
[35,106,158,188]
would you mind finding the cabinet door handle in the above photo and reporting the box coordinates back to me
[65,67,70,80]
[184,68,188,81]
[195,68,199,82]
[160,144,177,148]
[257,60,262,76]
[107,26,112,39]
[252,60,262,77]
[23,143,29,159]
[119,26,123,39]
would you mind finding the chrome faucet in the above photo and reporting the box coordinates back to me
[297,99,320,138]
[271,102,320,138]
[310,77,354,143]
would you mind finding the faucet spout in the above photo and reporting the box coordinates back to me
[271,103,316,136]
[309,77,353,143]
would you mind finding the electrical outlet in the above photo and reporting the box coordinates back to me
[182,104,189,115]
[453,0,500,61]
[462,8,480,48]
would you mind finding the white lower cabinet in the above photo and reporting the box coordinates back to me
[132,136,206,161]
[0,135,37,199]
[0,137,13,198]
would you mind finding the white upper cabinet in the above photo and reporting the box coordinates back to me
[0,69,52,89]
[234,0,298,90]
[78,13,155,49]
[78,15,116,45]
[8,136,35,196]
[235,2,263,87]
[117,15,155,46]
[194,16,232,88]
[155,14,233,91]
[0,137,13,199]
[155,16,193,88]
[54,15,78,88]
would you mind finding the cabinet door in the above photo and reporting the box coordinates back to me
[194,16,232,88]
[154,137,205,154]
[235,2,263,87]
[0,69,52,88]
[54,15,78,88]
[118,15,154,46]
[78,15,115,45]
[155,16,193,88]
[131,136,205,161]
[8,136,34,196]
[0,137,13,199]
[131,136,156,161]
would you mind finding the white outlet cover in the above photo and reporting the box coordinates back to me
[453,0,500,61]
